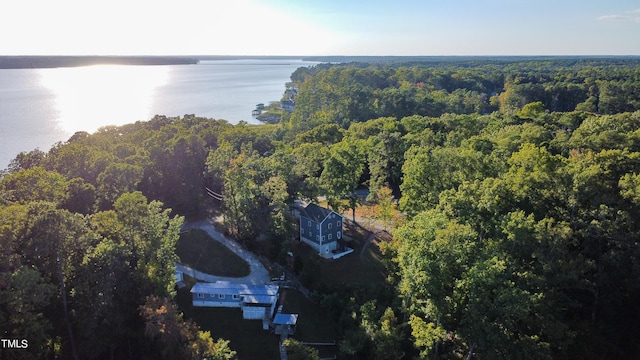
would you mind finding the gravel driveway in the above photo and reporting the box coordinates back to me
[178,219,270,285]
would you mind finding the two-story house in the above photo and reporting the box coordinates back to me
[299,203,344,258]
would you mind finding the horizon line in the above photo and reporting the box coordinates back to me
[2,54,640,58]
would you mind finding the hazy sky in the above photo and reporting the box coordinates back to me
[3,0,640,56]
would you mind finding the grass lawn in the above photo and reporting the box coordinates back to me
[294,219,389,289]
[176,287,339,360]
[280,289,337,343]
[176,287,280,360]
[176,229,250,277]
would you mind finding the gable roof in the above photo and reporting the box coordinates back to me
[300,203,339,223]
[273,313,298,325]
[243,295,278,305]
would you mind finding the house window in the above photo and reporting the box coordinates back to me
[337,231,341,239]
[337,220,341,226]
[316,235,320,242]
[197,293,204,298]
[328,234,332,240]
[211,294,216,298]
[218,294,225,299]
[328,223,332,229]
[322,236,325,242]
[308,220,311,227]
[316,224,319,230]
[232,294,240,300]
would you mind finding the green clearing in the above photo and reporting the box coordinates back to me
[175,222,387,359]
[176,229,250,277]
[176,288,280,359]
[280,289,338,343]
[294,221,388,289]
[176,284,338,359]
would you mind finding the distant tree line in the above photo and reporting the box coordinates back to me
[0,56,199,69]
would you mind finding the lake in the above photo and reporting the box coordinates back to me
[0,59,317,169]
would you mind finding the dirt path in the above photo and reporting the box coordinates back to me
[179,219,270,285]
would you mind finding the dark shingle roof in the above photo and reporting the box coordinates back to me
[300,203,333,223]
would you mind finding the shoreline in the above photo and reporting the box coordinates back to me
[0,55,199,69]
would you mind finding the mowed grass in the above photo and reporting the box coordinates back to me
[176,287,338,360]
[176,287,280,360]
[280,289,337,343]
[294,220,388,289]
[176,229,250,277]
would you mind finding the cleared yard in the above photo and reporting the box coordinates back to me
[176,287,280,359]
[176,229,250,277]
[294,220,388,288]
[280,289,337,343]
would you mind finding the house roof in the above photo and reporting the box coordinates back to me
[273,313,299,325]
[243,295,278,305]
[191,282,278,296]
[300,203,339,223]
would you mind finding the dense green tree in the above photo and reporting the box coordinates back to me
[320,139,366,220]
[0,267,55,359]
[0,166,68,205]
[63,177,96,214]
[76,239,132,357]
[283,338,320,360]
[399,145,485,215]
[96,162,144,210]
[142,130,209,214]
[294,123,344,145]
[394,210,559,359]
[140,296,237,360]
[7,149,46,172]
[46,141,114,184]
[367,128,406,194]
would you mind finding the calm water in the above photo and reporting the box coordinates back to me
[0,59,317,169]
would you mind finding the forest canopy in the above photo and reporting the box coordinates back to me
[2,58,640,359]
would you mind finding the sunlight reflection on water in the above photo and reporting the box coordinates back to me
[38,65,170,134]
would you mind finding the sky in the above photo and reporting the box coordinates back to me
[2,0,640,56]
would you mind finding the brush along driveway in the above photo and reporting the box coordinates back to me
[178,219,269,285]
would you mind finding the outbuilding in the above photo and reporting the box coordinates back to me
[191,282,279,328]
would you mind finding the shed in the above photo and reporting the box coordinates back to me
[273,313,298,336]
